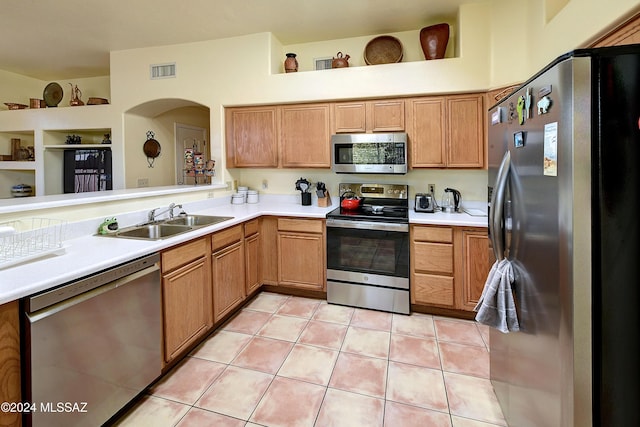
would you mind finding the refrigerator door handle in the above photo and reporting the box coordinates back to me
[490,151,511,261]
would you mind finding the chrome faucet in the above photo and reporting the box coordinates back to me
[148,203,182,222]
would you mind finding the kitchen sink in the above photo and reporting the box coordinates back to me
[101,214,234,240]
[114,224,193,240]
[163,215,234,227]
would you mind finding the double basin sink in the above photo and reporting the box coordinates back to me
[111,215,234,240]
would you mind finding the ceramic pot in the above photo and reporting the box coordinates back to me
[332,52,350,68]
[284,53,298,73]
[419,23,449,60]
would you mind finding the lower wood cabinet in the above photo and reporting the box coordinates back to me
[0,301,21,427]
[212,225,246,322]
[276,218,326,291]
[411,225,491,313]
[411,225,455,307]
[456,228,494,310]
[161,237,212,364]
[244,219,261,295]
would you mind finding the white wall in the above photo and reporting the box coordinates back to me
[488,0,640,87]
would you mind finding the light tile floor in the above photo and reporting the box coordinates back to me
[113,292,506,427]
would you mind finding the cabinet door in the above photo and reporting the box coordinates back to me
[407,97,446,167]
[162,256,212,363]
[369,100,405,132]
[245,232,261,295]
[412,273,454,307]
[447,94,484,168]
[225,106,278,167]
[413,241,453,274]
[280,103,331,168]
[212,241,246,322]
[333,102,367,133]
[459,229,492,311]
[260,216,279,285]
[277,231,325,290]
[0,301,21,427]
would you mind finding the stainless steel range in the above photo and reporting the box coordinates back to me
[326,183,410,314]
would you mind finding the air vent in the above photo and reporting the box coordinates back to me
[314,57,333,71]
[150,62,176,79]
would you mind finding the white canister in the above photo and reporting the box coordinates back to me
[247,190,259,204]
[231,193,245,204]
[237,186,249,202]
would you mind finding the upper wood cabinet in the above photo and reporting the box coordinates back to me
[280,103,331,168]
[407,93,484,168]
[225,103,331,169]
[447,94,484,168]
[225,106,278,168]
[406,97,446,167]
[333,99,405,133]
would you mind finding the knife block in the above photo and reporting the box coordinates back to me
[317,191,331,207]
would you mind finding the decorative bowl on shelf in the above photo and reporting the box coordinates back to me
[87,97,109,105]
[364,35,403,65]
[4,103,28,110]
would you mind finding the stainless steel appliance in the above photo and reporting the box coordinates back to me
[326,183,410,314]
[23,253,162,427]
[487,45,640,427]
[331,133,407,174]
[414,193,435,212]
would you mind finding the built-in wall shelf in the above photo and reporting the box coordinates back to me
[44,145,112,150]
[0,161,36,170]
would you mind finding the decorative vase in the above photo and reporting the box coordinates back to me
[284,53,298,73]
[331,52,350,68]
[419,23,450,60]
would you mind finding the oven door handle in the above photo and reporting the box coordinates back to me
[326,218,409,232]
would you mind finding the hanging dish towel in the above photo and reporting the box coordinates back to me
[474,258,520,333]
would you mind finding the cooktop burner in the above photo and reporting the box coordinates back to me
[326,183,409,223]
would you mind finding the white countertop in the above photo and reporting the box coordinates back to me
[0,195,487,305]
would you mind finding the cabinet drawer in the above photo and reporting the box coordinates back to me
[161,237,208,273]
[277,218,323,233]
[413,225,453,243]
[412,273,454,306]
[413,241,453,274]
[244,218,259,237]
[212,225,243,252]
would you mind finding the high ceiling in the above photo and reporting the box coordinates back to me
[0,0,484,81]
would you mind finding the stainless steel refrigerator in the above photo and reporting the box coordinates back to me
[487,44,640,427]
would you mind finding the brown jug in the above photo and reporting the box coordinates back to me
[284,53,298,73]
[332,52,350,68]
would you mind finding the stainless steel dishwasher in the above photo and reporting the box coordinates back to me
[23,253,162,427]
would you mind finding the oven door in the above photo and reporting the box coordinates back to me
[326,219,409,284]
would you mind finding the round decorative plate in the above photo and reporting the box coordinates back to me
[43,82,63,107]
[143,138,161,158]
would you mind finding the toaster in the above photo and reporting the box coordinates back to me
[414,193,435,213]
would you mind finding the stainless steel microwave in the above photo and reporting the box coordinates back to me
[331,133,408,174]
